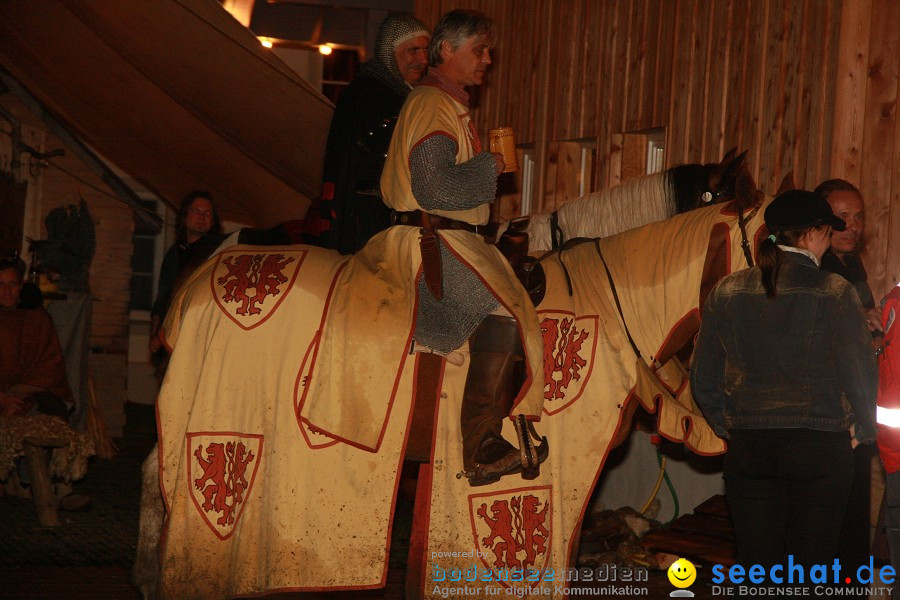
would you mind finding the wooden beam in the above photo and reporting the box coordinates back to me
[829,0,873,180]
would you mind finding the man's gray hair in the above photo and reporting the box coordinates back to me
[813,178,861,203]
[428,9,495,66]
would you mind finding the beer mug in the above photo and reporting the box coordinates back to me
[489,127,518,173]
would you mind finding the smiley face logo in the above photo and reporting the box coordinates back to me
[667,558,697,589]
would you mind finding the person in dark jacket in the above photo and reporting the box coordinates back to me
[814,178,882,571]
[304,14,430,254]
[149,191,223,374]
[815,178,882,332]
[691,190,878,569]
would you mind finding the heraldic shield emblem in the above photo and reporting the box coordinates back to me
[212,249,306,329]
[187,432,263,540]
[538,310,598,415]
[469,486,552,589]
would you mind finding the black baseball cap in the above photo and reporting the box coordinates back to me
[764,189,846,232]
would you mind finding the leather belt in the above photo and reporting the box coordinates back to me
[391,210,481,234]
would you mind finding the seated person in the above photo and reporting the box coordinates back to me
[0,257,72,420]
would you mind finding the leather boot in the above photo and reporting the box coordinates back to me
[460,315,548,486]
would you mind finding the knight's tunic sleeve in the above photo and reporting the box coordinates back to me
[382,87,495,225]
[409,135,497,211]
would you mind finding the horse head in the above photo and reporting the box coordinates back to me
[506,148,762,254]
[668,148,759,213]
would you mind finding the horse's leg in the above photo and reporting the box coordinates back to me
[132,443,164,600]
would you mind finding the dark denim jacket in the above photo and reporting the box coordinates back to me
[690,251,878,443]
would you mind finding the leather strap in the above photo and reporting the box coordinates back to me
[391,210,480,233]
[393,210,485,301]
[419,216,443,300]
[393,210,506,244]
[392,210,481,234]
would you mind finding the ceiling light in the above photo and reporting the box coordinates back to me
[259,37,273,48]
[318,44,333,56]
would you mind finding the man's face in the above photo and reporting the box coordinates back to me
[184,197,214,241]
[0,268,22,310]
[827,190,865,257]
[439,33,492,87]
[395,35,429,85]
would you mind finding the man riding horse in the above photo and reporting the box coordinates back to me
[303,9,548,486]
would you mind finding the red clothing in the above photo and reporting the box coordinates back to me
[0,308,72,407]
[877,285,900,472]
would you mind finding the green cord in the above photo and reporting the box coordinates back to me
[657,447,679,523]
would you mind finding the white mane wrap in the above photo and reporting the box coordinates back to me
[523,172,672,252]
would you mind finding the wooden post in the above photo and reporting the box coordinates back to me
[22,436,69,527]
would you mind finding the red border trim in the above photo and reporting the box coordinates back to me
[295,264,417,453]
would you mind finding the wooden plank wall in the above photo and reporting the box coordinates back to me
[0,93,132,434]
[415,0,899,299]
[831,0,900,300]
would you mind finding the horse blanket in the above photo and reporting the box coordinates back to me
[155,199,767,599]
[299,225,545,452]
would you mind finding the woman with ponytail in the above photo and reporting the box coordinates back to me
[690,189,878,570]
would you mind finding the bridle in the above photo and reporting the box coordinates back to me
[736,202,761,268]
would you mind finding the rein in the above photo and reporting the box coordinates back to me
[549,205,761,363]
[737,205,756,268]
[593,239,643,360]
[549,210,564,250]
[532,237,644,360]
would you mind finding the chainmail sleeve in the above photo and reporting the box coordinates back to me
[409,134,497,211]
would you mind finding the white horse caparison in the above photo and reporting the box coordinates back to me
[500,150,750,253]
[510,171,671,253]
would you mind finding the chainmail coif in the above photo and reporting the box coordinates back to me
[357,14,429,98]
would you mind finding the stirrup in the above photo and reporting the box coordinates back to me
[455,416,549,486]
[515,414,548,480]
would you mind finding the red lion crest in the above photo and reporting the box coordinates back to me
[473,491,550,573]
[188,433,263,539]
[194,440,256,527]
[541,315,590,401]
[217,253,296,316]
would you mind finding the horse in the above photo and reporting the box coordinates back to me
[135,176,768,598]
[499,149,751,252]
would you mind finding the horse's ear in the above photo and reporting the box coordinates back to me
[719,149,747,182]
[721,147,738,165]
[776,171,796,195]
